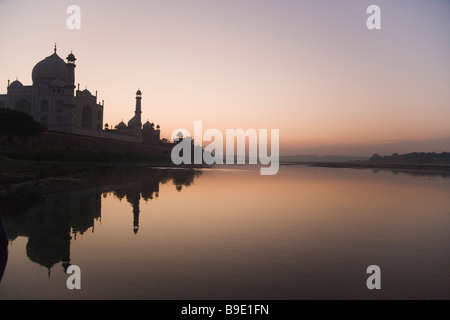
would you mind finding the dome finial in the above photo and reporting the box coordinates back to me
[54,43,57,53]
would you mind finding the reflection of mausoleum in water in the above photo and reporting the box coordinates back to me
[1,169,200,276]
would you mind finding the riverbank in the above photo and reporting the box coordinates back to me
[0,155,207,218]
[281,161,450,176]
[0,144,209,205]
[3,154,449,203]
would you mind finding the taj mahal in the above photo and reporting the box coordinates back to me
[0,45,161,144]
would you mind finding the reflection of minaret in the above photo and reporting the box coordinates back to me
[126,189,141,235]
[133,201,140,234]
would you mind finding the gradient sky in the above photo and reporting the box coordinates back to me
[1,0,449,156]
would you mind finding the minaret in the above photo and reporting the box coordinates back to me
[64,52,76,127]
[134,89,142,140]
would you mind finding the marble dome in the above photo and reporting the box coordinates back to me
[32,52,66,85]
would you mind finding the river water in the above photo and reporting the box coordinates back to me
[0,165,448,299]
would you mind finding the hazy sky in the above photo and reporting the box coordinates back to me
[1,0,449,155]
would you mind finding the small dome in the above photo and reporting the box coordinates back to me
[32,51,66,85]
[50,79,65,88]
[67,52,76,62]
[136,89,142,95]
[9,80,23,89]
[116,121,127,129]
[156,125,160,129]
[143,121,153,128]
[177,131,183,137]
[82,89,91,95]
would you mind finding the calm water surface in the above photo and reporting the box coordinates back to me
[0,165,449,299]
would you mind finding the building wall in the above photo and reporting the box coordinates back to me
[26,131,172,157]
[1,86,104,132]
[142,127,161,145]
[74,89,103,131]
[4,86,36,116]
[57,126,141,143]
[39,93,65,127]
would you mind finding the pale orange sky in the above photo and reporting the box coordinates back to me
[1,0,449,155]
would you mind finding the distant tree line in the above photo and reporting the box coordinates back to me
[370,152,450,164]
